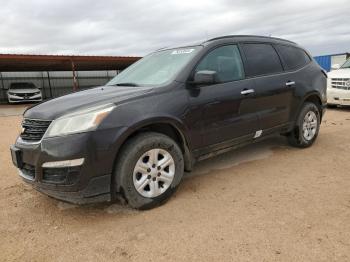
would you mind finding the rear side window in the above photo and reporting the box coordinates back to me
[242,43,283,77]
[195,45,244,83]
[275,45,311,70]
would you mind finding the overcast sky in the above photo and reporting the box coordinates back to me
[0,0,348,57]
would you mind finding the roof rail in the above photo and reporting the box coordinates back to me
[205,35,296,44]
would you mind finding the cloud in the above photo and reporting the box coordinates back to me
[0,0,348,56]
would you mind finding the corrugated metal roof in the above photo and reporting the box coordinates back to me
[314,52,349,57]
[0,54,141,72]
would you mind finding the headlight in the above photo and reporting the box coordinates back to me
[45,104,115,138]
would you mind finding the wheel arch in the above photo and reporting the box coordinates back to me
[113,117,194,175]
[302,92,323,119]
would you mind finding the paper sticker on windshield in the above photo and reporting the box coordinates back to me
[171,49,195,55]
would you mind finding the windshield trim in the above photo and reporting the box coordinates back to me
[154,44,204,53]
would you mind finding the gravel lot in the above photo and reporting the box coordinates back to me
[1,106,350,261]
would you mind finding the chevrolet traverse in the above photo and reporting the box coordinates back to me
[10,35,327,209]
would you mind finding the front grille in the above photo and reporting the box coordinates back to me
[15,93,35,98]
[331,78,350,90]
[20,118,52,142]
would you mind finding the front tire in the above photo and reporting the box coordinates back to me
[287,102,321,148]
[113,132,184,210]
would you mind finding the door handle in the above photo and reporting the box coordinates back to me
[286,81,295,87]
[241,89,255,95]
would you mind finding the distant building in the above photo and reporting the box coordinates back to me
[0,54,141,103]
[314,52,350,72]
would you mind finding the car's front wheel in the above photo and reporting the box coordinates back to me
[287,102,321,148]
[113,132,184,209]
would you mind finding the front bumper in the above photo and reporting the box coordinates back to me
[8,94,42,103]
[327,88,350,106]
[11,128,126,204]
[19,168,111,204]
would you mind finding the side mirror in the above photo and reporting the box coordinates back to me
[331,64,340,70]
[191,70,217,86]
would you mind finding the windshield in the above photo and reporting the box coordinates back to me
[107,46,202,87]
[341,58,350,69]
[10,83,36,89]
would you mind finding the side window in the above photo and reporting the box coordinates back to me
[242,43,283,77]
[275,45,311,70]
[195,45,244,83]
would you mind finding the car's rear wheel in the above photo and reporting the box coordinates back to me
[113,132,184,210]
[287,102,321,148]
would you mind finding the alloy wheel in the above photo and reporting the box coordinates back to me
[302,111,318,141]
[133,148,175,198]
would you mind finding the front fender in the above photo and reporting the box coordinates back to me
[102,115,193,182]
[114,114,191,152]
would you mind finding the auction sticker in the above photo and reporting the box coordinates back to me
[171,49,195,55]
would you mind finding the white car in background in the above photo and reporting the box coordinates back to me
[327,59,350,107]
[7,82,43,103]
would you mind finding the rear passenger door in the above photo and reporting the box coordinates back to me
[241,43,294,134]
[274,44,312,118]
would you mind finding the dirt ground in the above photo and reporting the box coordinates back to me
[1,106,350,262]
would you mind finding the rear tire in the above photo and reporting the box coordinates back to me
[113,132,184,210]
[287,102,320,148]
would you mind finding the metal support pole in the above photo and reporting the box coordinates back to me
[0,72,6,103]
[47,71,53,98]
[71,60,78,91]
[41,71,46,99]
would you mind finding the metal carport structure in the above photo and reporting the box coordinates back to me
[0,54,141,103]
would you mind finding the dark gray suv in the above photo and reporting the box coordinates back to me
[10,35,327,209]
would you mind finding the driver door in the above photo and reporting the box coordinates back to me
[188,44,259,155]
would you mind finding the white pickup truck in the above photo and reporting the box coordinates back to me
[327,58,350,106]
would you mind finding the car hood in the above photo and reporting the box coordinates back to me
[24,85,153,120]
[328,68,350,79]
[9,88,40,93]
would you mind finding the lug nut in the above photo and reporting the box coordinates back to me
[157,166,161,170]
[152,177,156,181]
[157,172,161,176]
[147,168,151,172]
[152,164,156,168]
[147,175,151,179]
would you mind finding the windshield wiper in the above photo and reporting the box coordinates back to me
[112,82,139,87]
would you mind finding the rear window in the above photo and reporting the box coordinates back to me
[275,45,311,70]
[242,43,283,77]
